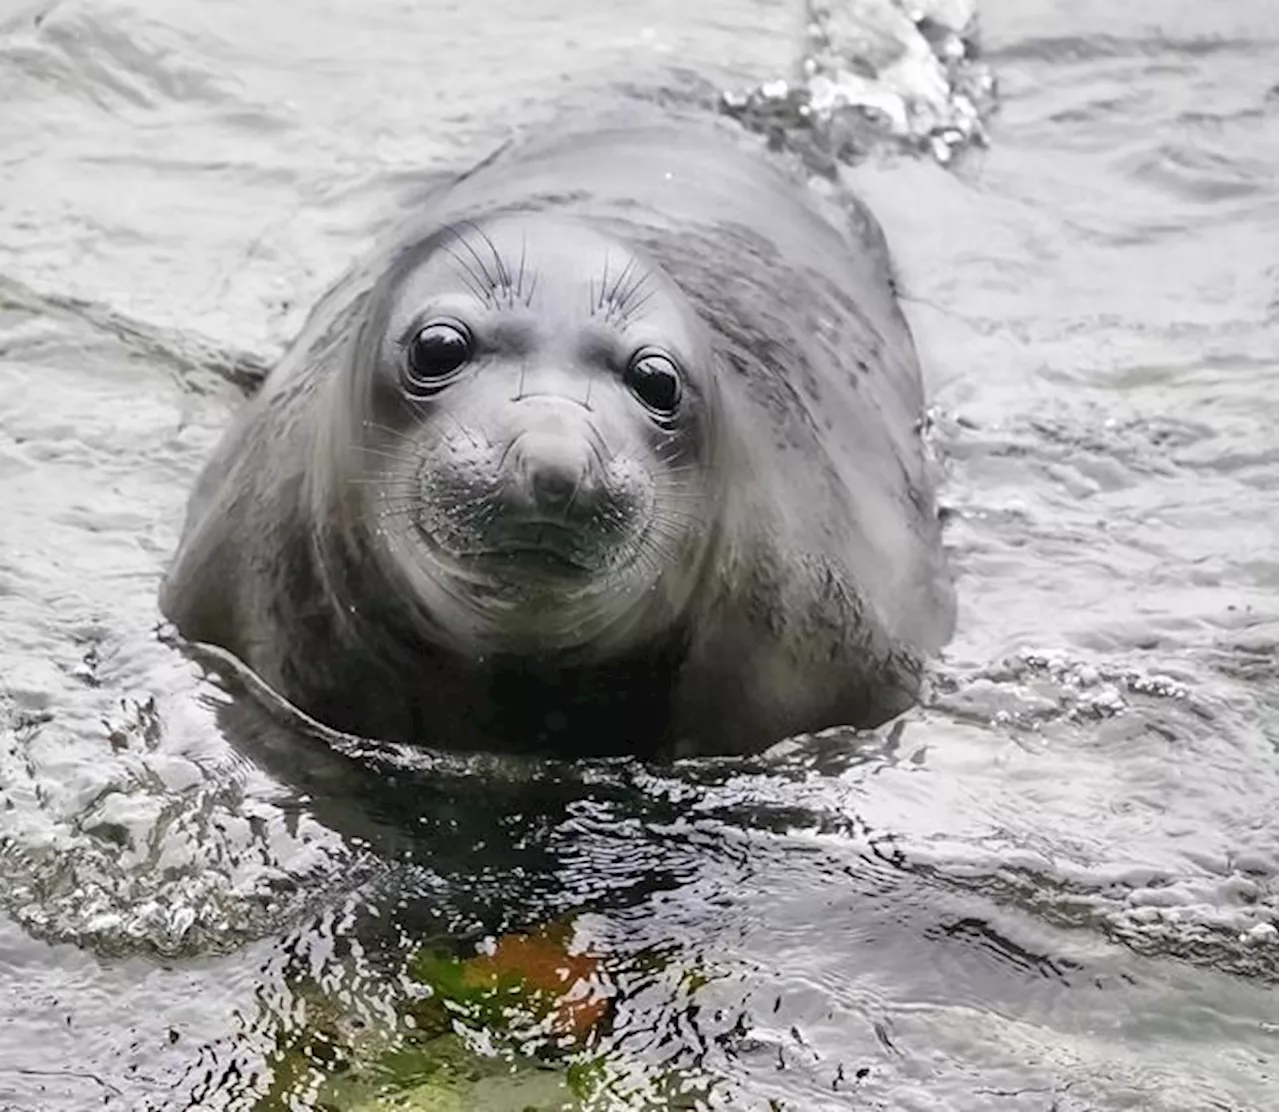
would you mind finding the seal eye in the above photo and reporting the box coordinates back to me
[404,321,472,392]
[624,350,683,417]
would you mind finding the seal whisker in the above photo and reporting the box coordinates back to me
[606,250,632,303]
[651,446,696,469]
[654,446,698,465]
[592,255,656,325]
[618,543,679,597]
[413,398,484,450]
[455,494,506,526]
[561,473,586,520]
[652,462,706,484]
[497,432,524,473]
[449,222,500,292]
[451,484,506,518]
[356,445,418,465]
[574,596,639,645]
[631,283,659,314]
[606,254,635,308]
[514,235,527,309]
[585,439,611,478]
[476,221,514,291]
[620,286,658,323]
[357,476,418,493]
[447,414,486,450]
[617,257,648,302]
[442,245,493,307]
[641,514,705,541]
[650,473,704,489]
[462,219,515,301]
[648,472,708,489]
[647,506,707,526]
[360,428,419,451]
[448,223,501,299]
[361,420,423,445]
[362,489,420,505]
[596,251,609,315]
[581,420,613,460]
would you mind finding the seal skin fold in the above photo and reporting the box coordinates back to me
[161,107,956,759]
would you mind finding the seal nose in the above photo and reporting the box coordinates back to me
[511,434,600,518]
[525,444,581,509]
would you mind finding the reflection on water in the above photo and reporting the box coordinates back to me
[0,0,1275,1108]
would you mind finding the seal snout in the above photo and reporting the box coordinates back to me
[506,432,603,520]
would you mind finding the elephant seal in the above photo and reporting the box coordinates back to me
[161,109,955,758]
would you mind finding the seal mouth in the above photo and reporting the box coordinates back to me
[463,521,603,579]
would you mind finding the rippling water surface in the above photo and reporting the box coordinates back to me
[0,0,1275,1109]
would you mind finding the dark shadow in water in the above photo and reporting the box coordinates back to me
[196,636,759,943]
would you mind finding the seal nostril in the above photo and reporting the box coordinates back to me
[529,459,580,508]
[509,435,592,514]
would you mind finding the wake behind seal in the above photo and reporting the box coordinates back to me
[160,109,956,758]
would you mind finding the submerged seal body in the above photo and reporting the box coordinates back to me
[161,112,955,758]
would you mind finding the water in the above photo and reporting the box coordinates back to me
[0,0,1275,1109]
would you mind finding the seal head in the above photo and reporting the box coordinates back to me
[310,214,722,667]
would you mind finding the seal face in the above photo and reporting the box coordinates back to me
[161,112,955,758]
[353,215,720,663]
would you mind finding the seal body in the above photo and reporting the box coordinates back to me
[161,109,955,758]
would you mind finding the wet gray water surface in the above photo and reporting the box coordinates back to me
[0,0,1276,1109]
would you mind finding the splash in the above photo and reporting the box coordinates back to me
[721,0,997,170]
